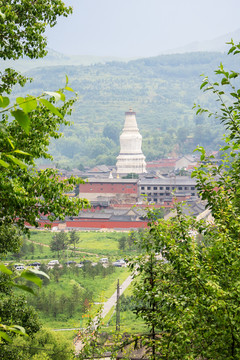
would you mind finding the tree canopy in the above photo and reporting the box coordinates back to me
[0,0,72,60]
[128,41,240,360]
[0,0,88,351]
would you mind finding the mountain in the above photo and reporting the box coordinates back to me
[2,33,240,169]
[161,28,240,54]
[0,48,134,73]
[9,50,236,169]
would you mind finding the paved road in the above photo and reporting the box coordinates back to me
[74,274,134,354]
[93,274,133,326]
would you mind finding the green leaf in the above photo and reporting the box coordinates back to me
[27,268,50,280]
[0,263,12,275]
[12,150,31,156]
[221,78,229,85]
[8,325,27,336]
[65,86,75,93]
[229,72,239,79]
[20,270,43,288]
[0,159,10,168]
[7,137,15,150]
[0,96,10,108]
[0,331,12,342]
[39,99,63,119]
[16,96,37,113]
[44,91,61,102]
[65,75,69,85]
[0,10,6,20]
[5,155,26,168]
[11,109,30,134]
[11,283,36,295]
[200,81,208,90]
[11,325,26,334]
[228,46,236,54]
[230,93,238,99]
[56,91,66,102]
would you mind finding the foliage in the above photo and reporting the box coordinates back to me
[117,231,141,252]
[118,235,127,251]
[0,0,72,61]
[11,51,239,168]
[2,328,75,360]
[50,232,68,258]
[128,42,240,360]
[68,230,80,250]
[0,0,88,348]
[0,85,89,234]
[0,224,22,256]
[26,264,128,329]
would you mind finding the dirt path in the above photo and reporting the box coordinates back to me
[26,239,97,256]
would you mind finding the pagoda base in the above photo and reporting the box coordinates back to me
[116,154,147,174]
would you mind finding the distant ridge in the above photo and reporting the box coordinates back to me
[2,29,240,73]
[0,47,135,73]
[160,28,240,55]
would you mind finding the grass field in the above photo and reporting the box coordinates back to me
[5,229,132,263]
[8,229,146,341]
[29,230,121,250]
[27,230,126,258]
[33,266,130,329]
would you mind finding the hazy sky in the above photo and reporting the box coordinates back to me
[46,0,240,58]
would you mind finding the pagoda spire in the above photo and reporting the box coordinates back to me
[116,109,147,174]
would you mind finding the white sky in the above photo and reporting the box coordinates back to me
[46,0,240,57]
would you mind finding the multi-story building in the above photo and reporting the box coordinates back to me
[79,178,138,206]
[138,176,198,204]
[79,176,198,207]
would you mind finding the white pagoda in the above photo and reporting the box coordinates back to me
[116,109,147,174]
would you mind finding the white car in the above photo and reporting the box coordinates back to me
[48,260,59,266]
[100,258,108,264]
[15,265,25,271]
[113,259,126,267]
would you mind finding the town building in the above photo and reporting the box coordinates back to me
[138,176,198,204]
[116,109,147,174]
[78,176,198,207]
[79,178,138,206]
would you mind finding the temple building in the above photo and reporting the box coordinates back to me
[116,109,147,175]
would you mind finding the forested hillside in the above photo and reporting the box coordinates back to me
[9,50,239,168]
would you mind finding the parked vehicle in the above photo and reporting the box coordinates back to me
[112,259,127,267]
[48,260,59,266]
[28,262,41,268]
[100,258,108,264]
[65,261,76,266]
[76,263,84,268]
[14,264,24,268]
[15,265,25,271]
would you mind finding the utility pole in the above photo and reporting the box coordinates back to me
[116,279,120,331]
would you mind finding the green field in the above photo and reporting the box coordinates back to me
[28,229,125,256]
[5,229,134,263]
[28,265,130,329]
[8,229,145,341]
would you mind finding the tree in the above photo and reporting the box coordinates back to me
[50,232,68,258]
[128,42,240,360]
[118,235,127,251]
[103,123,119,144]
[68,230,80,250]
[0,1,72,61]
[8,328,75,360]
[0,0,89,348]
